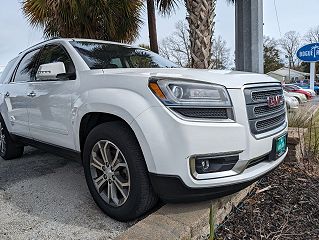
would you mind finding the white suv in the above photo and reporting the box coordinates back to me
[0,39,288,221]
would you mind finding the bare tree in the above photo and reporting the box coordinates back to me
[211,36,231,69]
[279,31,301,69]
[160,21,191,67]
[160,21,231,69]
[304,26,319,43]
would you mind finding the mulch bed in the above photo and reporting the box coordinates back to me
[215,160,319,240]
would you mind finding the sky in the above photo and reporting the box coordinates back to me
[0,0,319,67]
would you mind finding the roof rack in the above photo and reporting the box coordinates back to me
[19,37,61,54]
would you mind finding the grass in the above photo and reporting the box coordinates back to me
[288,106,319,173]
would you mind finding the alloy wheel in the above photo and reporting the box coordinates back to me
[90,140,130,207]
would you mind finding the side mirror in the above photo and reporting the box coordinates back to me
[36,62,66,81]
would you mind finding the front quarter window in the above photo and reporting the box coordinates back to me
[70,41,177,70]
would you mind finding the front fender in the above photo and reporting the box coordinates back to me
[72,88,156,172]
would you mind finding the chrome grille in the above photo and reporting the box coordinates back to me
[244,85,286,135]
[255,113,286,132]
[251,89,283,102]
[254,104,285,117]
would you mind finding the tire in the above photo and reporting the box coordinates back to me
[83,122,158,221]
[286,103,290,111]
[0,117,24,160]
[295,97,301,104]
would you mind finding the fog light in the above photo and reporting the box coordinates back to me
[201,159,210,172]
[194,154,239,174]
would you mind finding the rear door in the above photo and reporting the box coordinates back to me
[2,49,41,137]
[28,44,77,149]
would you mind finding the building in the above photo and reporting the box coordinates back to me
[266,67,319,83]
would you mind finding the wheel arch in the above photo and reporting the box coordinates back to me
[78,111,156,172]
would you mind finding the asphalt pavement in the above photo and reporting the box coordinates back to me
[0,147,130,240]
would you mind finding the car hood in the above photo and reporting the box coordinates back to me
[100,68,280,89]
[284,91,306,98]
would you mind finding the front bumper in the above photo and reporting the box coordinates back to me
[149,148,287,202]
[286,99,299,109]
[131,88,288,200]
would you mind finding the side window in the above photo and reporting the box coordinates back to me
[0,57,18,84]
[14,49,41,83]
[37,45,76,76]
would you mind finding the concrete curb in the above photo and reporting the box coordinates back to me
[114,185,255,240]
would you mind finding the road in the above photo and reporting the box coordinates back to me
[0,147,130,240]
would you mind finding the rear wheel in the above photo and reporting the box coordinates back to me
[83,122,158,221]
[0,119,24,160]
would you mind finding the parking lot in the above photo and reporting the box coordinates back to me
[0,98,317,240]
[0,147,130,240]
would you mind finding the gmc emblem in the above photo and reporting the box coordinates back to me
[267,95,283,108]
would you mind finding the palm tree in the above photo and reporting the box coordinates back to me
[147,0,159,53]
[146,0,180,53]
[23,0,233,69]
[185,0,216,69]
[22,0,144,43]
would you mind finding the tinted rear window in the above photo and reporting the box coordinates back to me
[0,58,18,83]
[70,41,177,69]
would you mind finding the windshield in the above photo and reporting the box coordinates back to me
[70,41,178,70]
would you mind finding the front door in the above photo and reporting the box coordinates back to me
[28,44,77,149]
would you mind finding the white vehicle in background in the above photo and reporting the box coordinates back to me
[285,96,299,110]
[0,38,288,221]
[284,90,307,104]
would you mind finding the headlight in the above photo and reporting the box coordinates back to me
[149,78,234,121]
[149,79,232,107]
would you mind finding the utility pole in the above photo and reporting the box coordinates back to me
[286,55,291,82]
[310,62,315,90]
[235,0,264,73]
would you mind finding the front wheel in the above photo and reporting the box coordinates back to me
[83,122,158,221]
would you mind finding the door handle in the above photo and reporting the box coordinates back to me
[4,92,10,98]
[27,91,36,98]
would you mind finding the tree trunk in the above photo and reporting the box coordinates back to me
[185,0,216,69]
[147,0,159,53]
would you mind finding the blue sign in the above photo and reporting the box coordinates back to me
[297,43,319,62]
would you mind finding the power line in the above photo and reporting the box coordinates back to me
[273,0,282,37]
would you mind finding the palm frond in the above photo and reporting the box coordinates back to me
[22,0,144,43]
[156,0,181,15]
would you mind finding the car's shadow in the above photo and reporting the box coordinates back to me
[0,147,69,188]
